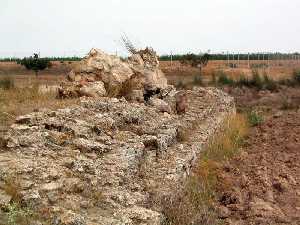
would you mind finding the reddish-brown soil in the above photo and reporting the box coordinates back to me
[216,89,300,225]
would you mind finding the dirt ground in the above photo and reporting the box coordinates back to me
[216,88,300,225]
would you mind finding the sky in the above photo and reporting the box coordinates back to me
[1,0,300,57]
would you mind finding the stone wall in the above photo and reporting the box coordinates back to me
[0,87,235,225]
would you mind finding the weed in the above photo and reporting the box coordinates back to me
[217,71,234,86]
[235,74,251,87]
[293,70,300,84]
[6,203,33,225]
[251,70,263,90]
[202,114,248,161]
[263,74,278,91]
[247,111,263,127]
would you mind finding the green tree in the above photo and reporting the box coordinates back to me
[18,53,51,77]
[180,52,210,85]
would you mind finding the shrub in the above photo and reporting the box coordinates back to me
[236,74,251,87]
[0,76,14,90]
[247,111,263,127]
[19,53,51,77]
[263,75,278,91]
[217,71,234,86]
[251,70,263,89]
[293,70,300,84]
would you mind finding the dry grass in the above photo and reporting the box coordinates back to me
[162,114,249,225]
[2,175,22,204]
[0,84,78,133]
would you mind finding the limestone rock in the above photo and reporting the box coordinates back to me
[1,88,235,225]
[59,47,168,100]
[79,81,107,98]
[149,98,172,113]
[59,210,85,225]
[143,69,168,91]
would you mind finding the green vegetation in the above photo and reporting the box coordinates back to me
[6,203,34,225]
[160,52,300,61]
[18,54,51,77]
[216,71,234,86]
[180,53,210,85]
[263,74,278,91]
[215,70,281,91]
[0,56,82,62]
[247,111,263,127]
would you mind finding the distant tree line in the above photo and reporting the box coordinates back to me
[159,53,300,61]
[1,53,300,62]
[0,56,82,62]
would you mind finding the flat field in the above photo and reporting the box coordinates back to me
[1,60,300,87]
[160,60,300,85]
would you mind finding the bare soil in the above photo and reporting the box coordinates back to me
[216,88,300,225]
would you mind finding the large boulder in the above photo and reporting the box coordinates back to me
[59,47,168,100]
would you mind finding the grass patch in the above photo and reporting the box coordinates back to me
[247,110,263,127]
[162,114,249,225]
[215,70,281,91]
[0,84,78,133]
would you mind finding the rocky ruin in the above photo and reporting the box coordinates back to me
[58,48,168,102]
[0,48,235,225]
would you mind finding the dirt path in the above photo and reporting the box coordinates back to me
[217,110,300,225]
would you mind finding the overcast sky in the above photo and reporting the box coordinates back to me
[1,0,300,57]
